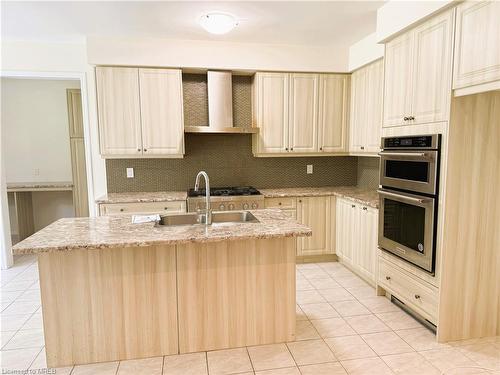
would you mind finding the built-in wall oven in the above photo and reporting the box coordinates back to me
[378,135,441,274]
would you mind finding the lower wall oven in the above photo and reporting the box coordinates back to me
[378,188,437,273]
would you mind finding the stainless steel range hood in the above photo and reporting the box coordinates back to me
[184,70,258,134]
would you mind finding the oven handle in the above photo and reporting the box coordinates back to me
[377,189,430,204]
[378,152,428,157]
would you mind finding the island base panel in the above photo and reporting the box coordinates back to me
[177,237,297,353]
[38,245,179,368]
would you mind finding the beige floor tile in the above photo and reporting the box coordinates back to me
[1,291,23,303]
[163,352,208,375]
[0,347,41,370]
[458,342,500,371]
[358,297,401,314]
[394,327,450,351]
[310,318,356,338]
[207,347,252,375]
[345,286,376,300]
[255,367,300,375]
[344,315,391,334]
[318,288,355,303]
[381,352,440,374]
[308,278,341,290]
[0,314,31,332]
[325,335,377,361]
[299,303,339,319]
[296,305,308,321]
[296,290,325,304]
[295,320,320,341]
[375,311,422,330]
[287,339,336,366]
[335,276,369,288]
[361,332,414,356]
[17,289,41,302]
[1,280,36,292]
[299,362,347,375]
[297,263,322,271]
[247,343,295,372]
[300,268,330,280]
[20,313,43,330]
[319,262,346,273]
[117,356,163,375]
[419,348,479,373]
[3,328,44,350]
[72,361,119,375]
[28,347,46,369]
[2,300,40,315]
[330,300,370,317]
[296,279,315,291]
[1,330,17,348]
[341,357,394,375]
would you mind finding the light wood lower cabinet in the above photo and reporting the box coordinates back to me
[99,201,186,216]
[335,197,377,285]
[296,196,332,256]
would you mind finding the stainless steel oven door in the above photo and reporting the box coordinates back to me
[379,150,438,195]
[378,189,435,273]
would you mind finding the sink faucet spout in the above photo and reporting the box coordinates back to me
[194,171,212,225]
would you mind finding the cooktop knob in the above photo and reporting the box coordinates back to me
[243,203,249,210]
[228,203,235,210]
[219,203,225,210]
[251,202,258,209]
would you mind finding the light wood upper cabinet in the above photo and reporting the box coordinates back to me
[349,59,383,154]
[97,66,184,158]
[383,32,414,127]
[96,67,142,156]
[139,69,184,156]
[289,74,319,153]
[383,8,454,127]
[318,75,349,153]
[253,72,289,154]
[453,1,500,92]
[296,196,332,256]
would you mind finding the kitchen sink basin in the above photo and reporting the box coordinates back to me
[157,211,259,226]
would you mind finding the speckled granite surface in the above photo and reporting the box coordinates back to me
[96,191,187,204]
[12,209,312,254]
[259,186,379,208]
[7,181,73,191]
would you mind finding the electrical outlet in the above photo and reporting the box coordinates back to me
[126,168,134,178]
[307,165,313,174]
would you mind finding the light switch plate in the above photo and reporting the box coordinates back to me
[126,168,134,178]
[307,165,313,174]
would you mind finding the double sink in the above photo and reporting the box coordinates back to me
[158,211,259,226]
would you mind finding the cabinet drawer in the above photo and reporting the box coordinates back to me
[378,257,438,323]
[100,201,186,216]
[265,197,297,209]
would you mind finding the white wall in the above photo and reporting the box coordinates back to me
[376,0,455,42]
[2,78,80,182]
[87,36,350,72]
[348,32,384,72]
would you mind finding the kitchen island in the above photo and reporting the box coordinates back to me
[12,209,311,367]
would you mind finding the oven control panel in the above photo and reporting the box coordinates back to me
[382,135,440,150]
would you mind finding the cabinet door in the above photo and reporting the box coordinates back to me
[356,206,378,284]
[297,196,331,256]
[289,74,319,153]
[318,75,348,153]
[411,9,454,125]
[343,201,357,266]
[96,67,142,156]
[335,199,345,257]
[364,59,384,153]
[349,67,367,153]
[383,32,413,127]
[139,69,184,156]
[454,1,500,89]
[255,73,289,153]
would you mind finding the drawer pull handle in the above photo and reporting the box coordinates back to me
[385,276,391,280]
[120,208,124,212]
[414,294,421,300]
[164,207,168,210]
[278,202,282,205]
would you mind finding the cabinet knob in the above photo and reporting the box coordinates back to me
[164,207,168,210]
[290,147,294,151]
[351,204,356,208]
[144,149,147,152]
[409,116,415,121]
[278,202,282,205]
[299,199,302,203]
[414,294,421,300]
[360,146,365,150]
[285,148,289,151]
[403,117,409,121]
[385,276,391,280]
[120,208,124,212]
[363,207,368,211]
[137,148,141,152]
[320,147,323,151]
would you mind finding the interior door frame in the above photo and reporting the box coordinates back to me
[0,70,97,268]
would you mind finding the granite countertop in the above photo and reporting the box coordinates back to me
[7,181,73,192]
[12,209,312,254]
[259,186,379,208]
[96,191,187,204]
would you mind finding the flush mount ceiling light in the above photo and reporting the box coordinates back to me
[199,12,238,35]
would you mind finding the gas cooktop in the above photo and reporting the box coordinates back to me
[187,186,261,197]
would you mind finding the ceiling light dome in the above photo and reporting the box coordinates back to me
[199,12,238,35]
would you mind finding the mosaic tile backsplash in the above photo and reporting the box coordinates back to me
[357,156,380,188]
[106,134,358,192]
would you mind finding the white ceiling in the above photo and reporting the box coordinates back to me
[1,1,384,47]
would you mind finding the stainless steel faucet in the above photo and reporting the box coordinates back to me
[194,171,212,225]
